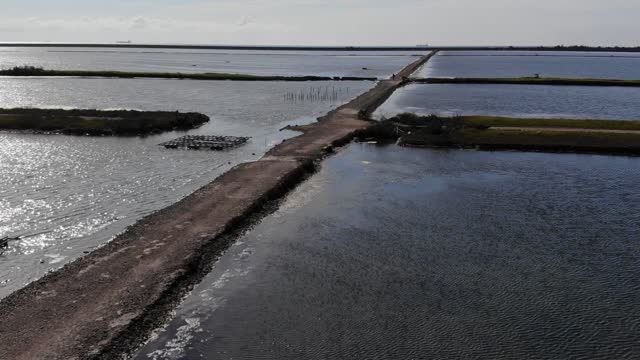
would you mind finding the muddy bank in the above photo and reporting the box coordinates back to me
[0,54,433,359]
[359,113,640,156]
[0,108,209,136]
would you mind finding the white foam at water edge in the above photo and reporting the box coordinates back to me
[146,318,202,360]
[102,107,145,111]
[44,254,66,264]
[1,105,146,111]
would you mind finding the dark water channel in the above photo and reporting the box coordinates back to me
[416,51,640,79]
[0,47,424,78]
[375,84,640,120]
[137,144,640,359]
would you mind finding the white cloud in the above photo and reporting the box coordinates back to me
[131,17,147,29]
[238,16,251,27]
[0,0,639,45]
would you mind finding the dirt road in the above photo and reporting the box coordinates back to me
[0,54,433,359]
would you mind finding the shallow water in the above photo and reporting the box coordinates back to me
[415,51,640,79]
[0,47,425,78]
[0,78,373,298]
[374,83,640,119]
[136,144,640,359]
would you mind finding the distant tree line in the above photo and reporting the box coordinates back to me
[505,45,640,52]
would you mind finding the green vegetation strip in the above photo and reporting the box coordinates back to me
[461,116,640,131]
[359,113,640,155]
[0,66,376,81]
[451,128,640,151]
[0,108,209,136]
[410,77,640,87]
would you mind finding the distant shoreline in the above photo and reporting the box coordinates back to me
[2,43,640,52]
[0,66,378,81]
[409,77,640,88]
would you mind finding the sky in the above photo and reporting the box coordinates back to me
[1,0,639,46]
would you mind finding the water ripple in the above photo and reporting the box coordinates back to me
[137,146,640,359]
[0,79,373,298]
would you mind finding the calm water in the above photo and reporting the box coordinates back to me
[415,51,640,79]
[0,47,425,78]
[375,83,640,119]
[137,144,640,359]
[0,78,373,298]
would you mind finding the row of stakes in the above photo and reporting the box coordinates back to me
[161,87,350,151]
[284,86,350,103]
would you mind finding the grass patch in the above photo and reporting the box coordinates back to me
[0,108,209,136]
[360,113,640,155]
[461,116,640,131]
[0,66,376,81]
[452,128,640,152]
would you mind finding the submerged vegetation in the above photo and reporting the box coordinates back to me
[0,108,209,136]
[357,113,640,155]
[0,66,376,81]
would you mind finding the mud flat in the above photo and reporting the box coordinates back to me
[0,108,209,136]
[364,113,640,156]
[0,54,432,359]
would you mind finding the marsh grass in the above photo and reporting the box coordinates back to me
[452,128,640,152]
[359,113,640,154]
[461,116,640,131]
[0,108,209,136]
